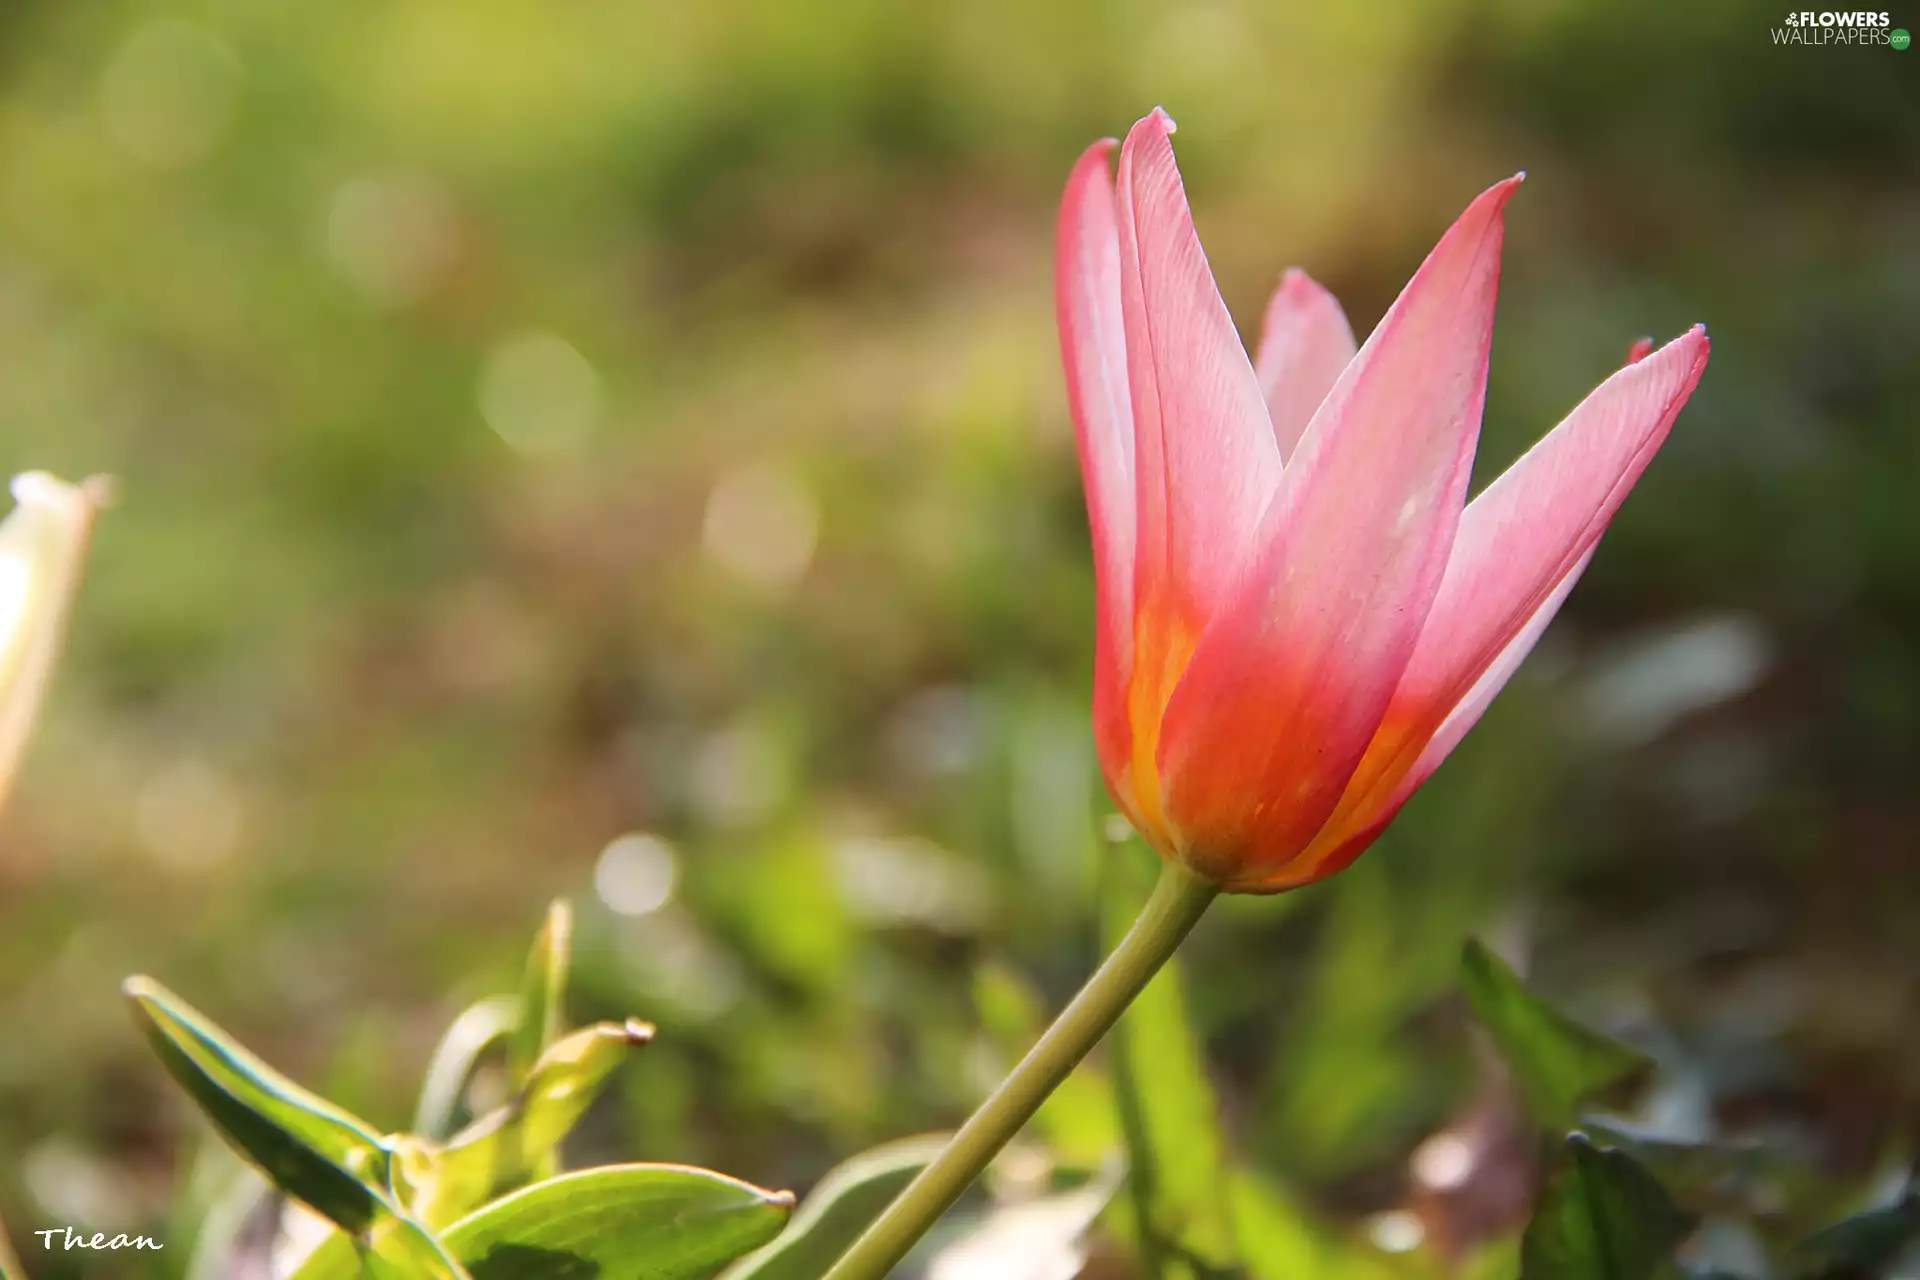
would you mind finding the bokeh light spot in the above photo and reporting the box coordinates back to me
[690,720,789,828]
[326,172,461,309]
[98,22,240,169]
[479,331,600,456]
[1366,1210,1426,1254]
[1411,1130,1477,1191]
[135,758,243,871]
[594,832,678,917]
[702,462,819,595]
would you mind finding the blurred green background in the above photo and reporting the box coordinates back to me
[1,0,1916,1275]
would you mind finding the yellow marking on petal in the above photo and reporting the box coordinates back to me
[1125,601,1197,855]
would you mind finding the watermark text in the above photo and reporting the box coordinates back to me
[33,1227,163,1252]
[1771,10,1908,44]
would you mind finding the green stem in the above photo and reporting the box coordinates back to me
[823,860,1219,1280]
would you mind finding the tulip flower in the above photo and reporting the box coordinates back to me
[1057,109,1708,893]
[826,114,1711,1280]
[0,472,105,817]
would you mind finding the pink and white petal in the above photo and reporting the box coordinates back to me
[1285,325,1709,885]
[1339,325,1709,810]
[1114,108,1281,644]
[1408,545,1594,784]
[1056,137,1138,788]
[1252,269,1357,460]
[1155,176,1520,884]
[1272,547,1597,893]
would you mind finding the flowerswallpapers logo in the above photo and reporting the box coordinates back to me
[1772,10,1905,43]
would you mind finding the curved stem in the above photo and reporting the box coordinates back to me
[823,860,1219,1280]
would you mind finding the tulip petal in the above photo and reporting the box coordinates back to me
[1115,109,1280,625]
[1281,547,1596,891]
[1252,269,1357,461]
[1057,138,1138,801]
[1112,107,1283,839]
[1285,325,1709,888]
[1396,326,1708,740]
[1156,177,1519,886]
[1411,546,1595,783]
[1340,327,1708,812]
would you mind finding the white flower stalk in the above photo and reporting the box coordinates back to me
[0,472,106,816]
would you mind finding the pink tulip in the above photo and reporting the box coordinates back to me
[1056,109,1708,893]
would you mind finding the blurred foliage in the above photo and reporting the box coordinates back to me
[0,0,1916,1276]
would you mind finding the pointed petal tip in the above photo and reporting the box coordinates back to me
[8,470,109,516]
[1628,325,1709,370]
[1067,137,1118,176]
[1121,109,1175,153]
[10,472,69,504]
[1118,109,1177,165]
[1277,266,1328,298]
[1487,171,1526,205]
[1435,174,1524,250]
[1661,324,1711,368]
[1122,108,1177,153]
[1685,326,1711,376]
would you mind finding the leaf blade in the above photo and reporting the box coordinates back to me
[1521,1134,1695,1280]
[294,1164,793,1280]
[414,995,520,1142]
[413,1019,654,1227]
[1788,1189,1920,1280]
[124,976,391,1234]
[1460,940,1653,1129]
[509,900,573,1087]
[719,1134,950,1280]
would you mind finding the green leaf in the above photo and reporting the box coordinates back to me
[509,900,573,1087]
[412,1019,654,1227]
[514,903,571,1185]
[1788,1188,1920,1279]
[1521,1134,1696,1280]
[293,1164,794,1280]
[718,1133,949,1280]
[1460,940,1653,1129]
[360,1214,474,1280]
[1105,845,1240,1276]
[126,978,473,1278]
[124,976,392,1234]
[1576,1121,1769,1199]
[414,996,520,1142]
